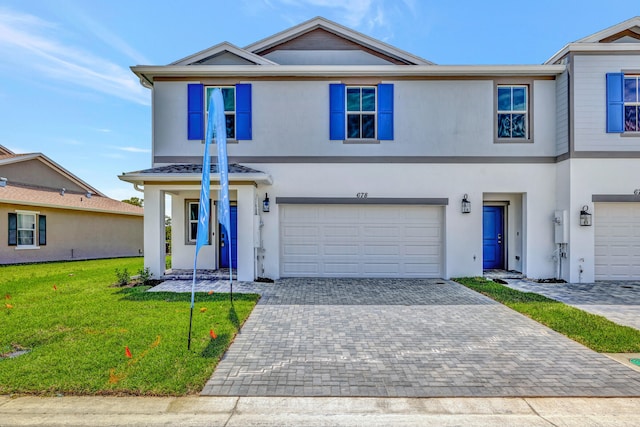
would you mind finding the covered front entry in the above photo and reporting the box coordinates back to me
[279,204,443,278]
[595,202,640,280]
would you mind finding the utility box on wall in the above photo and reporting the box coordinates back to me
[554,210,568,244]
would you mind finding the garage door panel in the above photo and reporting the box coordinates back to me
[282,243,319,256]
[595,203,640,280]
[280,205,443,278]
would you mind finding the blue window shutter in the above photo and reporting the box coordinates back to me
[8,213,16,246]
[378,84,394,140]
[187,83,204,140]
[329,83,345,140]
[38,215,46,246]
[606,73,624,133]
[236,84,252,140]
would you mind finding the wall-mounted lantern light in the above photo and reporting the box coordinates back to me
[263,193,270,213]
[580,205,592,226]
[461,194,471,214]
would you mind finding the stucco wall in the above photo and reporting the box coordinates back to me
[249,162,557,280]
[573,54,640,152]
[0,204,143,264]
[152,79,558,161]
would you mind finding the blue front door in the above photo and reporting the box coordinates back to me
[483,206,505,269]
[220,206,238,269]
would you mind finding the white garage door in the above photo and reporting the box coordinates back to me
[280,204,443,278]
[595,203,640,280]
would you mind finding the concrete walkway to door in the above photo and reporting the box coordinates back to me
[188,278,640,397]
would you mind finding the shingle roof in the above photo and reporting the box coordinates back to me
[133,163,264,174]
[0,182,143,216]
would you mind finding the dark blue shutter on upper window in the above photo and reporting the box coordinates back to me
[329,83,346,140]
[188,83,204,140]
[236,84,252,140]
[378,84,394,140]
[38,215,46,246]
[8,213,17,246]
[606,73,624,133]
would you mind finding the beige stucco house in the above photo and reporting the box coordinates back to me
[0,145,144,264]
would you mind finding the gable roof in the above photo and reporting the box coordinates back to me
[546,16,640,64]
[170,42,277,66]
[0,181,143,216]
[244,16,432,65]
[0,148,105,197]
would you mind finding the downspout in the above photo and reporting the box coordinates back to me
[134,183,144,193]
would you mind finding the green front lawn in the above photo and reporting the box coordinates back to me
[455,277,640,353]
[0,258,259,396]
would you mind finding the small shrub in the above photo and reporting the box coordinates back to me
[137,267,153,286]
[114,268,131,286]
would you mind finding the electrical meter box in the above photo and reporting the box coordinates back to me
[554,210,568,244]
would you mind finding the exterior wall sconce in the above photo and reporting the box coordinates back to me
[263,193,270,213]
[461,194,471,214]
[580,205,592,226]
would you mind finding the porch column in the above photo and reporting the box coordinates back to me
[143,186,165,278]
[236,185,256,282]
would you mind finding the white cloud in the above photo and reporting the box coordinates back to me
[114,146,151,153]
[0,7,150,106]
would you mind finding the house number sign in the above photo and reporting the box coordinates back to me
[356,193,368,199]
[635,189,640,196]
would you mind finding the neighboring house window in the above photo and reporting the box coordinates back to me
[624,75,639,132]
[497,85,528,139]
[205,86,236,139]
[329,83,394,141]
[185,200,210,245]
[8,212,46,248]
[187,84,252,140]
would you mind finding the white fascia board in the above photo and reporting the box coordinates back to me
[119,172,273,185]
[132,64,566,83]
[574,16,640,43]
[546,42,640,64]
[244,17,433,66]
[169,42,278,66]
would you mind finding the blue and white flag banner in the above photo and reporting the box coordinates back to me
[213,89,231,271]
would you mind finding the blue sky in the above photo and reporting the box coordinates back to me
[0,0,635,201]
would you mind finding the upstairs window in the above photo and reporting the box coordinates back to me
[497,85,528,139]
[625,76,639,132]
[187,84,252,141]
[329,83,393,142]
[205,86,236,139]
[347,86,377,139]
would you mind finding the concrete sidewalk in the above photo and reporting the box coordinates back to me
[2,395,640,426]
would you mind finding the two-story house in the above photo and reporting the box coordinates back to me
[120,16,640,283]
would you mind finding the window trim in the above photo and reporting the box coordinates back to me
[494,80,534,144]
[623,75,640,133]
[345,85,377,140]
[205,85,237,141]
[13,210,41,249]
[185,200,211,246]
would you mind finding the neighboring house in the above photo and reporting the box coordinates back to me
[1,145,143,264]
[121,16,640,283]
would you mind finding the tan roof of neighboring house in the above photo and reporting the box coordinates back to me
[0,182,143,216]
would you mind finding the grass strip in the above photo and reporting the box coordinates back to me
[455,277,640,353]
[0,258,259,396]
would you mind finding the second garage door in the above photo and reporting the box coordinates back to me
[595,203,640,280]
[280,204,443,278]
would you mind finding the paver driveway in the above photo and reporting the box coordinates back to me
[197,278,640,397]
